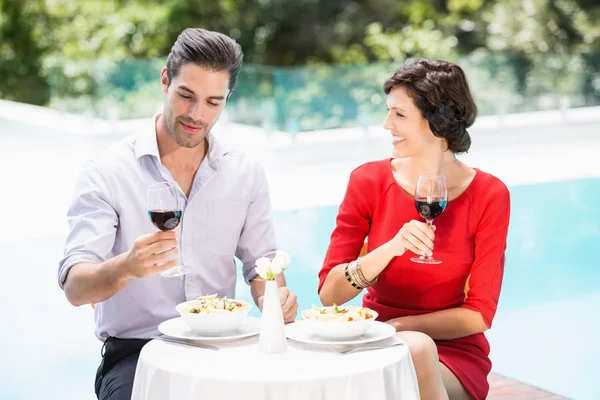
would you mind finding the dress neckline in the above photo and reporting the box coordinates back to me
[386,158,480,204]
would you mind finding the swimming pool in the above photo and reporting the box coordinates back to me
[261,177,600,312]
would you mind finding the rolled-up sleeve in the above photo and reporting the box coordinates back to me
[235,163,276,284]
[57,160,118,289]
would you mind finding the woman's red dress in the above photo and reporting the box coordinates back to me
[318,159,511,400]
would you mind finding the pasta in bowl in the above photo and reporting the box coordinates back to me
[300,304,378,339]
[176,294,252,336]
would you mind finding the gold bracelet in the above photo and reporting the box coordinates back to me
[349,258,369,288]
[344,261,362,290]
[354,256,378,287]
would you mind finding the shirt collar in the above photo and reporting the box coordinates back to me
[205,129,229,170]
[134,114,161,160]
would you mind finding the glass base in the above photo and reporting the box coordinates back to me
[410,255,443,264]
[160,264,192,277]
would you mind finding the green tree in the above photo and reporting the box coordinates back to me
[0,0,598,110]
[0,0,50,105]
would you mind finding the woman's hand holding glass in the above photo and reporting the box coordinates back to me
[387,220,436,258]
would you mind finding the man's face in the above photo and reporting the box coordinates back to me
[161,63,230,148]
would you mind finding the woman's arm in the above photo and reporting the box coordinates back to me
[317,168,372,304]
[389,178,511,340]
[320,220,436,306]
[319,162,442,307]
[387,307,488,340]
[320,241,396,306]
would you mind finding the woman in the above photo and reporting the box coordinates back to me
[318,59,510,400]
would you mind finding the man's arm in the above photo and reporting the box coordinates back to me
[59,161,178,306]
[250,272,285,305]
[64,232,179,306]
[249,273,296,323]
[235,162,298,322]
[64,254,130,307]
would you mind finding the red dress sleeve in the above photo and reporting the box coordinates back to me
[461,177,511,328]
[317,165,374,293]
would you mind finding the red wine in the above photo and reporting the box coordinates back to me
[415,198,447,220]
[148,210,182,231]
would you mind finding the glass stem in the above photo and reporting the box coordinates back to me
[425,219,434,258]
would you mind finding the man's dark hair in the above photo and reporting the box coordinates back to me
[166,28,244,92]
[384,59,477,153]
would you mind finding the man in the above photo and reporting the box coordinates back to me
[58,28,298,400]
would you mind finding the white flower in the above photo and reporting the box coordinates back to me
[273,251,291,266]
[269,262,283,276]
[270,251,291,274]
[255,257,271,280]
[254,251,292,280]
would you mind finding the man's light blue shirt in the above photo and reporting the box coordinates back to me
[58,116,276,339]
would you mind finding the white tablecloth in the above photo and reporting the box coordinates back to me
[131,335,420,400]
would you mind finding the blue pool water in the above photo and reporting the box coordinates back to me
[244,177,600,399]
[0,177,598,399]
[244,177,600,316]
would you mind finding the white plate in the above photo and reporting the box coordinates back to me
[158,316,260,342]
[285,320,396,346]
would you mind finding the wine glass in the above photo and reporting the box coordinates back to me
[147,182,191,277]
[410,175,448,264]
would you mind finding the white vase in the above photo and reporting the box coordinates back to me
[258,279,288,354]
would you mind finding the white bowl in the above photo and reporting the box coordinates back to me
[175,299,252,336]
[301,307,378,340]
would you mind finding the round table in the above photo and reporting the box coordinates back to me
[131,334,420,400]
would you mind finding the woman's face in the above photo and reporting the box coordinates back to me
[383,86,441,159]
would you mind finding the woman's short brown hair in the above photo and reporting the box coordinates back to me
[383,59,477,153]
